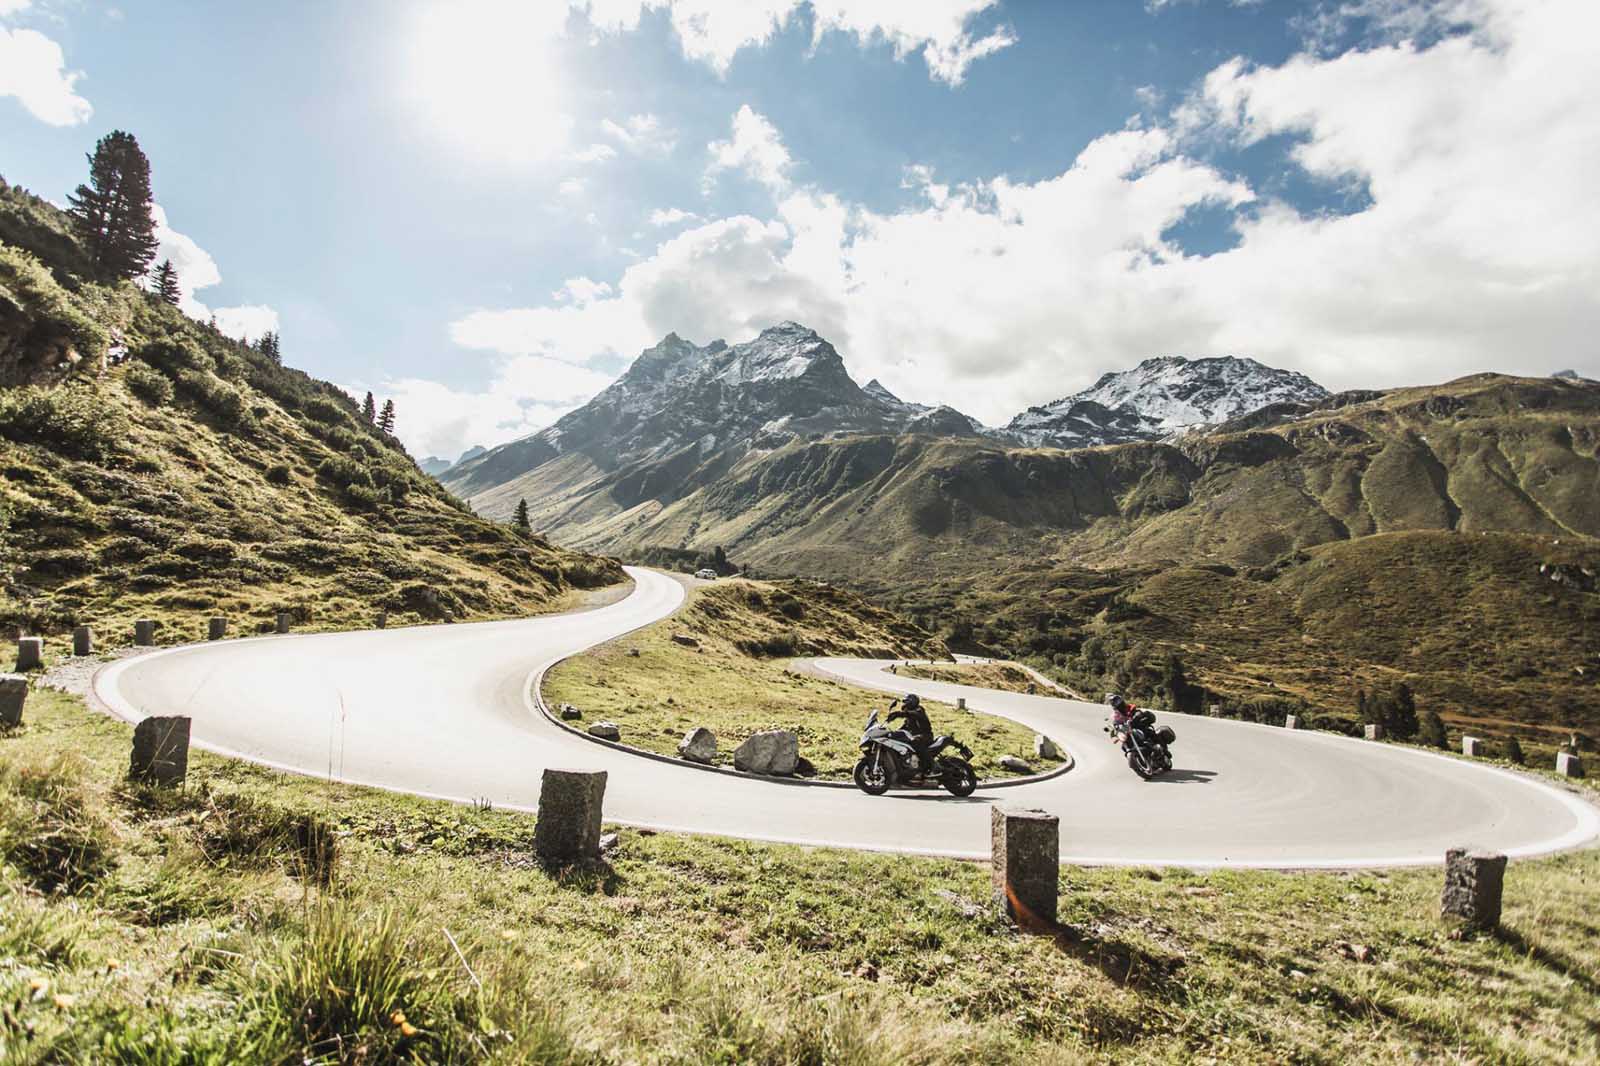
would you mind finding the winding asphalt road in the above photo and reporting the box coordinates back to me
[95,567,1598,868]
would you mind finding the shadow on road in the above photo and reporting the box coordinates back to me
[1146,768,1217,785]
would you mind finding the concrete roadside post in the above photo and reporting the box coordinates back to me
[956,697,967,711]
[1285,715,1299,730]
[208,617,227,641]
[1556,752,1584,778]
[991,806,1059,929]
[72,625,94,657]
[129,716,191,786]
[134,619,156,646]
[534,768,608,865]
[15,637,43,671]
[1462,737,1482,758]
[375,611,387,630]
[1440,847,1506,931]
[1365,724,1385,741]
[0,674,27,728]
[275,611,292,634]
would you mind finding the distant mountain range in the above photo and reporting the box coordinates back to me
[443,321,1333,503]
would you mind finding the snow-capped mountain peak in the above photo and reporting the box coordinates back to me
[1005,355,1329,448]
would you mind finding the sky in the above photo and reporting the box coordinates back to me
[2,0,1597,461]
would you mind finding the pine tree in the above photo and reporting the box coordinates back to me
[713,545,728,572]
[1161,652,1194,713]
[67,130,161,280]
[513,499,531,533]
[1504,735,1525,764]
[1386,682,1419,739]
[256,332,281,364]
[1357,688,1371,723]
[362,391,377,423]
[378,399,396,434]
[1420,710,1447,749]
[151,259,181,305]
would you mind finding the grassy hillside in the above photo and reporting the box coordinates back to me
[864,531,1600,752]
[542,578,1062,780]
[5,686,1599,1063]
[485,371,1596,742]
[0,178,622,646]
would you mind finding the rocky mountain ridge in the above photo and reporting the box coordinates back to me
[445,324,1333,500]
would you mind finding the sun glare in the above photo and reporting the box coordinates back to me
[404,0,572,165]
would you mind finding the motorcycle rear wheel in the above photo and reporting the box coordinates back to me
[940,759,977,797]
[853,754,896,795]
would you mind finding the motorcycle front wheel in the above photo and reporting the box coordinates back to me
[940,759,977,797]
[1127,750,1155,780]
[853,753,896,795]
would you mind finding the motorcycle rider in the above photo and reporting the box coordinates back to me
[1106,692,1137,742]
[887,692,935,773]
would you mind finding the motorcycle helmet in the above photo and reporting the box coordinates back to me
[902,693,922,711]
[1106,693,1127,712]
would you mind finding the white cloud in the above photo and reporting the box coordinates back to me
[571,0,1014,85]
[649,207,700,226]
[555,277,614,305]
[418,0,1599,457]
[558,178,586,197]
[0,1,36,16]
[148,205,280,343]
[571,142,618,163]
[599,112,677,156]
[360,355,616,458]
[704,104,793,193]
[212,305,281,343]
[0,25,92,125]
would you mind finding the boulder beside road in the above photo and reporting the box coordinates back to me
[734,729,799,775]
[678,727,717,764]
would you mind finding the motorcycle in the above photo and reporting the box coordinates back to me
[853,701,978,797]
[1108,708,1176,779]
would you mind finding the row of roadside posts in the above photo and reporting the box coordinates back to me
[2,630,1586,933]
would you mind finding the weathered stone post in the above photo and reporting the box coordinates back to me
[275,611,292,634]
[1462,736,1482,757]
[72,625,94,657]
[207,617,227,641]
[1285,715,1299,730]
[0,674,27,728]
[956,697,967,711]
[1441,847,1506,931]
[1556,752,1584,778]
[534,768,608,865]
[15,637,43,671]
[129,716,191,786]
[991,806,1059,928]
[375,611,387,630]
[1365,724,1385,741]
[1207,705,1222,718]
[134,619,156,646]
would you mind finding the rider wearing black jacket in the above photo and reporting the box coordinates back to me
[888,693,934,772]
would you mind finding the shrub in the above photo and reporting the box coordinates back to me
[0,384,125,460]
[174,368,252,427]
[137,337,215,375]
[123,361,174,406]
[0,244,108,361]
[264,462,292,485]
[302,396,349,424]
[1504,735,1525,764]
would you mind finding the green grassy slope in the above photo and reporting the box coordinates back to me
[543,578,1063,780]
[0,179,623,645]
[5,686,1599,1063]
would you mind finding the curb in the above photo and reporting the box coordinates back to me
[530,661,1075,791]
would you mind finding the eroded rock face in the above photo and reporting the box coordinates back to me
[1034,735,1060,761]
[587,721,621,741]
[678,727,717,764]
[733,729,798,775]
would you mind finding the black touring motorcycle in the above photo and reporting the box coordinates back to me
[1108,708,1176,779]
[853,699,978,797]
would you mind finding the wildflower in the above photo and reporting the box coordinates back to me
[53,993,76,1010]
